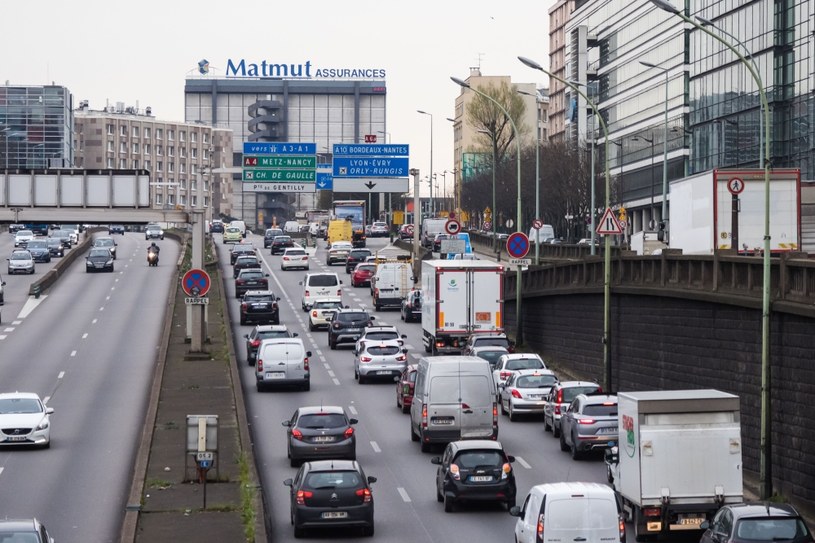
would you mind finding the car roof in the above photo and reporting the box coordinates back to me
[512,368,557,377]
[0,519,41,532]
[244,290,275,296]
[313,298,342,304]
[556,381,601,389]
[360,339,403,349]
[500,353,543,361]
[529,481,615,498]
[237,269,264,276]
[449,439,505,452]
[472,333,508,339]
[362,325,398,332]
[727,502,803,519]
[305,459,360,472]
[283,247,305,252]
[297,405,345,415]
[574,393,617,405]
[336,307,369,314]
[0,392,42,401]
[253,324,289,332]
[472,346,509,353]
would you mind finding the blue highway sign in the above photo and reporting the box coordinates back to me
[333,156,409,178]
[332,143,409,157]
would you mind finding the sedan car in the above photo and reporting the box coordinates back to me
[396,364,418,413]
[400,288,422,322]
[46,237,65,257]
[283,460,376,538]
[243,324,297,366]
[307,298,344,331]
[0,518,54,542]
[328,308,374,350]
[282,406,358,466]
[233,255,261,278]
[327,241,353,265]
[559,393,618,459]
[229,243,256,265]
[86,247,114,272]
[0,392,54,448]
[500,369,559,421]
[492,353,547,388]
[108,224,126,235]
[345,248,373,274]
[263,227,284,248]
[270,235,295,255]
[93,236,118,259]
[369,221,389,237]
[353,340,408,384]
[240,290,280,325]
[280,247,309,270]
[543,381,603,437]
[145,223,164,240]
[51,229,73,249]
[431,440,516,512]
[14,229,34,248]
[223,226,243,244]
[234,269,269,298]
[24,239,51,263]
[462,332,514,355]
[351,263,375,287]
[700,502,813,543]
[8,250,35,275]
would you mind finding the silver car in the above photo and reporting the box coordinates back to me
[559,393,618,460]
[353,339,408,383]
[7,250,35,275]
[499,369,558,421]
[14,229,34,248]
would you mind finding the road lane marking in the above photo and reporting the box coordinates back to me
[43,396,50,404]
[3,328,13,332]
[323,363,331,369]
[82,333,88,339]
[371,441,381,453]
[515,456,532,469]
[0,335,6,340]
[106,296,110,300]
[58,371,65,379]
[327,370,335,378]
[99,307,104,311]
[70,350,77,357]
[332,378,340,386]
[0,467,4,478]
[17,296,46,319]
[397,487,411,502]
[92,318,97,324]
[12,320,21,325]
[348,405,358,415]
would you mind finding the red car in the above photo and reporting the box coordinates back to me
[351,263,376,287]
[396,364,418,413]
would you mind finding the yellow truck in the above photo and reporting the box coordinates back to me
[326,219,352,247]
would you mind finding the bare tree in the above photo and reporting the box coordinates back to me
[466,81,529,165]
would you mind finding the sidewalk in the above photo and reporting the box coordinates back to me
[122,235,266,542]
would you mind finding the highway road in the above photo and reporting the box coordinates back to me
[216,233,625,542]
[0,230,179,542]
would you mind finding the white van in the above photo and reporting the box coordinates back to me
[529,224,555,245]
[299,272,342,311]
[255,338,312,391]
[230,220,247,238]
[422,218,448,248]
[511,482,624,543]
[371,261,413,310]
[409,356,498,452]
[284,220,301,233]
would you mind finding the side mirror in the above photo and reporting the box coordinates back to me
[46,407,55,415]
[509,506,522,517]
[276,296,281,301]
[370,316,375,320]
[265,273,270,277]
[339,280,344,284]
[306,351,313,358]
[507,455,516,463]
[367,476,377,484]
[292,332,299,337]
[402,349,408,354]
[282,420,291,427]
[401,334,408,339]
[430,457,442,465]
[283,478,293,487]
[349,418,359,425]
[700,521,710,530]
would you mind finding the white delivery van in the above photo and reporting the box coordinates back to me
[230,220,247,238]
[422,218,449,248]
[371,261,412,310]
[511,482,624,543]
[284,220,301,233]
[410,356,498,452]
[255,338,312,392]
[299,273,342,311]
[529,224,555,245]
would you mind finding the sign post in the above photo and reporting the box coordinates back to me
[728,177,744,252]
[188,211,208,352]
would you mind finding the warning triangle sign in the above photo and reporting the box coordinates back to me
[596,207,624,235]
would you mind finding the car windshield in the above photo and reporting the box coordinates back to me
[364,331,398,341]
[16,230,33,237]
[11,252,30,260]
[298,413,347,429]
[506,358,544,371]
[240,271,264,279]
[736,518,811,540]
[455,450,505,468]
[475,350,506,366]
[337,312,369,323]
[562,386,601,403]
[234,246,254,253]
[516,374,558,388]
[366,345,400,356]
[26,240,46,248]
[350,251,371,258]
[308,275,338,287]
[583,404,618,416]
[89,249,110,257]
[304,471,362,490]
[226,228,240,233]
[244,294,272,302]
[274,236,291,242]
[356,265,375,273]
[236,257,258,264]
[0,398,42,414]
[96,239,114,246]
[266,230,282,236]
[257,330,290,340]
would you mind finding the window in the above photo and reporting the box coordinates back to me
[191,147,198,159]
[107,141,114,152]
[203,148,210,161]
[168,146,174,157]
[120,125,127,136]
[180,163,186,174]
[167,193,175,205]
[155,193,163,205]
[106,124,114,135]
[133,159,139,169]
[119,142,127,153]
[144,143,151,155]
[106,157,114,168]
[180,147,186,158]
[191,179,197,190]
[145,160,151,171]
[156,128,163,140]
[168,129,174,141]
[190,132,197,143]
[156,161,163,172]
[179,130,185,142]
[204,196,209,207]
[156,145,162,156]
[191,195,198,207]
[203,132,210,144]
[180,195,187,206]
[168,162,174,173]
[132,126,139,138]
[144,127,151,139]
[119,158,127,168]
[132,143,139,154]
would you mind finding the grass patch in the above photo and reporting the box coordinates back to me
[147,478,174,490]
[237,451,256,542]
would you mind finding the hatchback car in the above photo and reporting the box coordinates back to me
[400,288,422,322]
[209,220,224,234]
[0,518,54,542]
[351,263,375,287]
[307,298,344,331]
[500,369,559,421]
[46,237,65,257]
[234,269,269,298]
[493,353,547,388]
[369,221,389,237]
[93,236,118,259]
[559,393,618,459]
[263,227,284,248]
[223,226,243,244]
[283,459,376,538]
[240,290,280,325]
[270,235,294,255]
[543,381,603,437]
[108,224,126,235]
[282,406,359,466]
[328,308,374,349]
[233,255,261,278]
[243,324,297,365]
[0,392,54,448]
[145,223,164,240]
[280,247,309,270]
[24,239,51,263]
[14,229,34,248]
[354,340,408,384]
[8,250,35,275]
[462,332,514,355]
[396,364,418,413]
[431,440,516,512]
[327,241,353,265]
[86,247,114,272]
[345,248,373,274]
[229,243,256,265]
[700,502,814,543]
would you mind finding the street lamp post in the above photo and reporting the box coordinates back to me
[639,61,670,235]
[453,76,525,345]
[477,128,499,244]
[650,0,773,499]
[417,110,434,216]
[519,55,614,393]
[518,89,542,265]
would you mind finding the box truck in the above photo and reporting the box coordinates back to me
[421,260,505,355]
[605,389,743,541]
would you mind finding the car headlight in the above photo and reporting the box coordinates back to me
[86,261,92,266]
[106,260,114,265]
[36,418,50,431]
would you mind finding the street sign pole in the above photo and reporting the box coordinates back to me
[190,210,206,352]
[410,168,421,266]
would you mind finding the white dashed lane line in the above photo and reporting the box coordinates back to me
[397,487,412,502]
[323,363,331,369]
[3,328,14,333]
[332,378,340,386]
[0,467,4,478]
[12,321,21,325]
[58,371,65,379]
[0,335,6,341]
[70,350,77,357]
[370,441,381,453]
[515,456,532,469]
[82,333,88,339]
[92,318,97,324]
[348,405,358,415]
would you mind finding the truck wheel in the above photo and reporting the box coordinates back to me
[410,423,419,442]
[634,509,650,542]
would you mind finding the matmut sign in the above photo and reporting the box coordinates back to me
[225,59,385,79]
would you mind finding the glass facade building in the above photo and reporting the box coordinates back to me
[0,85,73,169]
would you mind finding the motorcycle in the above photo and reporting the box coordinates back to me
[147,250,159,267]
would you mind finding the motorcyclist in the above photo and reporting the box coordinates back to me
[148,242,160,255]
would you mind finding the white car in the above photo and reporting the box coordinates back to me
[493,353,547,388]
[499,369,559,421]
[307,298,344,331]
[353,339,408,383]
[369,221,389,237]
[0,392,54,448]
[14,230,35,247]
[327,241,353,265]
[354,325,407,353]
[280,247,309,271]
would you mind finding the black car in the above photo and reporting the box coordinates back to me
[243,324,297,366]
[282,406,358,467]
[229,243,256,265]
[431,440,517,512]
[209,221,224,234]
[283,460,376,538]
[345,249,373,274]
[8,224,25,234]
[270,235,294,255]
[401,289,422,323]
[51,229,72,249]
[108,224,125,235]
[239,290,280,325]
[328,309,375,350]
[233,255,261,278]
[701,503,813,543]
[234,269,269,298]
[85,247,114,272]
[24,240,51,263]
[45,237,65,257]
[263,228,284,248]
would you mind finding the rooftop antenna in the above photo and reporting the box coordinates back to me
[476,53,485,70]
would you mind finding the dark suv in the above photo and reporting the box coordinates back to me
[108,224,125,235]
[345,248,373,274]
[264,228,284,248]
[431,440,517,512]
[233,255,261,278]
[229,243,256,265]
[240,290,280,325]
[235,269,269,298]
[270,235,294,255]
[328,308,375,350]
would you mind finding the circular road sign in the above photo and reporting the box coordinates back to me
[483,221,492,231]
[506,232,530,259]
[449,211,456,220]
[505,219,515,229]
[532,219,543,230]
[445,219,462,235]
[728,177,745,195]
[405,224,415,236]
[182,268,211,297]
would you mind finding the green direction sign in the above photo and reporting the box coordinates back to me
[243,155,316,168]
[242,169,316,182]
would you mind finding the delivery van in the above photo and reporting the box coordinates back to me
[529,224,555,245]
[255,338,312,392]
[371,261,412,310]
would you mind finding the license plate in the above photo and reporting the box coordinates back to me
[678,517,704,526]
[312,436,335,443]
[347,328,361,333]
[469,475,493,482]
[321,511,348,519]
[376,370,393,375]
[529,394,541,400]
[252,304,266,308]
[598,427,617,434]
[265,372,285,379]
[6,435,27,442]
[432,418,454,425]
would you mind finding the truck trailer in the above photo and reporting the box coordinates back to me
[332,200,366,247]
[606,389,743,541]
[421,260,505,355]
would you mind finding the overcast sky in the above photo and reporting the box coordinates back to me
[2,0,554,197]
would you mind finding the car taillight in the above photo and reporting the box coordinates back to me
[291,429,303,440]
[250,339,260,348]
[422,404,428,429]
[355,488,372,503]
[283,257,289,260]
[556,389,563,404]
[578,418,596,425]
[536,513,545,543]
[619,515,626,541]
[305,290,310,297]
[554,404,561,415]
[240,303,247,310]
[257,359,263,371]
[449,463,461,480]
[499,371,511,381]
[435,340,444,348]
[296,489,313,505]
[360,356,372,363]
[344,427,354,439]
[511,389,523,399]
[337,289,342,296]
[236,279,244,285]
[303,357,309,371]
[311,310,318,317]
[374,288,379,296]
[396,354,406,362]
[501,462,512,480]
[644,507,661,517]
